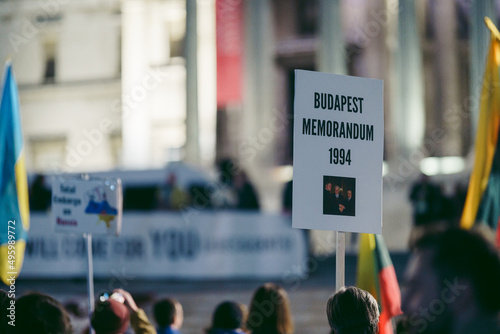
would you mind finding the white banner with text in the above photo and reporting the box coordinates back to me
[21,212,307,279]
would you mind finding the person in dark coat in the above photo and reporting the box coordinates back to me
[409,174,443,225]
[29,174,51,211]
[402,227,500,334]
[234,171,260,210]
[343,189,355,216]
[332,185,346,215]
[323,182,334,214]
[282,180,293,215]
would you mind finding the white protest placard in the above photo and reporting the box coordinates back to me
[52,177,123,236]
[292,70,383,234]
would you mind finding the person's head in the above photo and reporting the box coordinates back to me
[218,158,238,185]
[91,299,130,334]
[247,283,293,334]
[334,186,340,194]
[154,297,183,330]
[347,190,352,199]
[33,174,45,186]
[15,292,73,334]
[207,301,244,333]
[325,183,332,192]
[326,286,379,334]
[402,226,500,333]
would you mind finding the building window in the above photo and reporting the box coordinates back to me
[29,136,66,172]
[44,57,55,83]
[297,0,318,36]
[167,14,186,59]
[43,40,57,84]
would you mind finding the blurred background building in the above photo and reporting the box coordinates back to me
[0,0,497,227]
[3,4,499,332]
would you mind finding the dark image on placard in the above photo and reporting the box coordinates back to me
[323,175,356,216]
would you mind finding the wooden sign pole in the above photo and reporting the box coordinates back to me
[336,231,345,290]
[85,233,95,334]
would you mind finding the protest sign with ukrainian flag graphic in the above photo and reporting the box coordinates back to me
[0,62,29,284]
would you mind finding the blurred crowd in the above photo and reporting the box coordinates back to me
[0,283,292,334]
[154,159,260,212]
[408,173,468,227]
[1,225,499,334]
[28,159,262,213]
[18,166,500,334]
[29,168,471,222]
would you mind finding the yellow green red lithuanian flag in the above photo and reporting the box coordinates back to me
[0,62,29,284]
[461,17,500,246]
[357,234,402,334]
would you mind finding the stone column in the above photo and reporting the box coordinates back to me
[470,1,496,137]
[433,0,460,156]
[242,0,277,210]
[197,0,217,167]
[121,0,151,168]
[393,0,425,159]
[185,0,200,164]
[318,0,346,75]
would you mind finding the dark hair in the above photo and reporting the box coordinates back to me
[15,292,73,334]
[154,298,179,329]
[206,301,244,333]
[247,283,293,334]
[326,286,379,334]
[411,226,500,313]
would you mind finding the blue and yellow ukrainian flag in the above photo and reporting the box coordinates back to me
[0,62,29,284]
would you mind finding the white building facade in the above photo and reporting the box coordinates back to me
[0,0,216,173]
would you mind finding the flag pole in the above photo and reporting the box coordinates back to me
[336,231,345,290]
[85,233,95,334]
[485,17,500,41]
[82,174,95,334]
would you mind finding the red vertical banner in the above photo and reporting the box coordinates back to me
[216,0,243,108]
